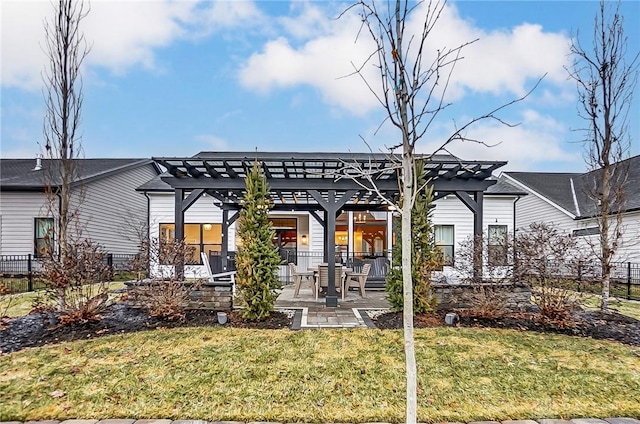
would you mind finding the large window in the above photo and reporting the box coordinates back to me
[434,225,454,266]
[159,223,222,264]
[34,217,54,257]
[488,225,508,266]
[270,218,297,263]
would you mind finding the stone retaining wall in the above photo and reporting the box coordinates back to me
[124,280,233,311]
[432,282,532,311]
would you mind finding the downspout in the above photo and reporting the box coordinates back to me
[57,191,62,259]
[513,195,521,278]
[144,191,151,278]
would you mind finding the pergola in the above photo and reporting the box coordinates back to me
[155,152,506,307]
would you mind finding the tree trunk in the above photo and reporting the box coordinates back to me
[401,154,417,424]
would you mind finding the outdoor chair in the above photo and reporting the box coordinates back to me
[344,263,371,298]
[201,252,237,296]
[289,263,316,298]
[317,263,344,300]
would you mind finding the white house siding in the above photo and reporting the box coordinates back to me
[0,192,49,255]
[513,191,576,233]
[73,164,158,255]
[575,212,640,263]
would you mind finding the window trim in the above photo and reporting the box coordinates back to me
[434,224,455,266]
[159,223,222,265]
[487,224,509,267]
[34,217,55,257]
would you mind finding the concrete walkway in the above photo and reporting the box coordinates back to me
[275,284,389,329]
[2,417,639,424]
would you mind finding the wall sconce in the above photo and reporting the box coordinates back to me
[301,234,308,245]
[203,223,213,231]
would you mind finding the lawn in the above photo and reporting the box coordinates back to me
[0,282,125,317]
[1,327,639,422]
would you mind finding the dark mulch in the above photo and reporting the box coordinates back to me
[374,309,640,346]
[0,302,292,354]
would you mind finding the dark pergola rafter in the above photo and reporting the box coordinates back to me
[154,152,506,307]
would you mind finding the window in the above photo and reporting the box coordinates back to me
[159,223,222,265]
[488,225,508,266]
[34,218,54,257]
[572,227,600,237]
[434,225,454,266]
[270,218,297,263]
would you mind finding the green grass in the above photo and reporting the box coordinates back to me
[1,327,639,422]
[0,282,125,317]
[579,294,640,320]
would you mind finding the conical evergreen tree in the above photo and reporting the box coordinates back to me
[386,161,441,313]
[235,160,282,320]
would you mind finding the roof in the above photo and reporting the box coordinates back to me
[1,158,159,191]
[152,151,508,207]
[504,155,640,218]
[485,178,528,196]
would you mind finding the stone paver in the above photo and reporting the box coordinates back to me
[25,421,60,424]
[133,421,172,424]
[98,420,135,424]
[60,420,98,424]
[605,420,640,424]
[502,421,538,424]
[468,421,501,424]
[571,420,609,424]
[538,420,572,424]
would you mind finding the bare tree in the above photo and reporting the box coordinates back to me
[341,1,540,422]
[567,0,638,312]
[41,0,91,310]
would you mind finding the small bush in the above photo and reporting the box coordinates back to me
[40,239,112,324]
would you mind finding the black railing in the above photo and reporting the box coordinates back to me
[517,260,640,301]
[0,253,139,294]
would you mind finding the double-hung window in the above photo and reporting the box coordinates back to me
[488,225,508,266]
[34,217,54,257]
[434,225,454,266]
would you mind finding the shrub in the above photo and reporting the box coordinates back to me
[40,239,112,324]
[235,161,282,321]
[385,164,442,314]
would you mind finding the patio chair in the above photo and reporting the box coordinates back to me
[344,263,370,298]
[201,252,237,296]
[317,263,344,300]
[289,263,316,298]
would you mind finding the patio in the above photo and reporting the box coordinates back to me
[275,283,390,328]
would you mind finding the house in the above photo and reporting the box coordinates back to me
[138,151,525,304]
[499,155,640,262]
[0,157,161,257]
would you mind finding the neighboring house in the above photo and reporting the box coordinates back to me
[0,157,161,257]
[137,152,525,285]
[499,155,640,262]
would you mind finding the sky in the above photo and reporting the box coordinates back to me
[1,0,639,173]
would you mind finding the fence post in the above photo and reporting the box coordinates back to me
[627,261,632,300]
[27,254,33,292]
[107,253,113,279]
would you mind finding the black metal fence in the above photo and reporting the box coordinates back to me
[0,253,138,294]
[519,260,640,301]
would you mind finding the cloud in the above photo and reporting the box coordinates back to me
[195,134,228,151]
[238,2,574,115]
[414,108,582,171]
[1,0,265,90]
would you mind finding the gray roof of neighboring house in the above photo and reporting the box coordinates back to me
[136,172,173,192]
[485,178,528,196]
[0,158,159,191]
[504,155,640,218]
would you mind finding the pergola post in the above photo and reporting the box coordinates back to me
[174,188,185,279]
[455,190,485,282]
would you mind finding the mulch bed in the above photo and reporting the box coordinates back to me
[374,309,640,346]
[0,303,292,354]
[2,302,640,354]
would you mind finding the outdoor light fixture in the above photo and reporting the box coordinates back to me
[203,223,213,231]
[301,234,308,245]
